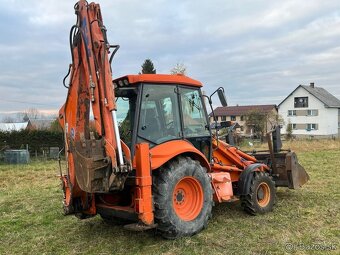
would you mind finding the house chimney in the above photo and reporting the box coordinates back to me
[310,82,314,88]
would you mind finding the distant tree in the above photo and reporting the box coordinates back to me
[18,108,41,121]
[141,59,156,74]
[170,63,187,75]
[17,112,25,122]
[245,110,267,140]
[245,109,283,141]
[2,116,14,123]
[286,120,293,140]
[23,114,29,122]
[26,108,40,119]
[119,111,131,144]
[50,118,63,133]
[267,111,284,129]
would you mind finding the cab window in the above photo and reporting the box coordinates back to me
[180,88,210,137]
[115,88,137,148]
[137,84,181,145]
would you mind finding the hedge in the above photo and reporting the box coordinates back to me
[0,130,64,154]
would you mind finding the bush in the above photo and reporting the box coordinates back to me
[0,130,63,155]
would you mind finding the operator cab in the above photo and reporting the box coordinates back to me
[114,74,211,160]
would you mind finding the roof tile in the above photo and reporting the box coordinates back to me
[301,85,340,108]
[210,105,277,116]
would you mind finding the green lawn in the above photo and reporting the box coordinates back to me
[0,141,339,254]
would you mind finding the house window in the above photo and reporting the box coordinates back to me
[288,110,296,116]
[289,123,296,130]
[294,97,308,108]
[240,126,244,132]
[240,116,244,121]
[231,116,236,121]
[221,116,226,121]
[307,109,318,116]
[307,123,317,131]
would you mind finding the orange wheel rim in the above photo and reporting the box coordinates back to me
[256,182,270,207]
[172,177,204,221]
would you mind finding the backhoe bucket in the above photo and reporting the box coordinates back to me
[271,152,309,189]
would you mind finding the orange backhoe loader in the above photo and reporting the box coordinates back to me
[58,0,309,239]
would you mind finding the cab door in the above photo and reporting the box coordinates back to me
[179,87,211,160]
[137,84,182,146]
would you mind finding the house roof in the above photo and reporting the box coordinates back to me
[210,105,277,117]
[29,119,54,129]
[0,122,29,131]
[279,84,340,108]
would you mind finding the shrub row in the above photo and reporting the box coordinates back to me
[0,130,63,154]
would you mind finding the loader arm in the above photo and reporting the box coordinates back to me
[59,0,131,214]
[210,127,309,191]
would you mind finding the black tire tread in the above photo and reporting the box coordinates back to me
[153,156,213,239]
[240,171,276,216]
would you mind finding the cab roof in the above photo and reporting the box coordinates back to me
[112,74,202,88]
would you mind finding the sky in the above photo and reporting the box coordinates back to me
[1,0,340,120]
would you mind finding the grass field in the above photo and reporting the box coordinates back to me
[0,140,339,254]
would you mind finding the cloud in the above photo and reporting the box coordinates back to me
[0,0,340,115]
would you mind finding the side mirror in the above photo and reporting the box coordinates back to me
[217,88,228,107]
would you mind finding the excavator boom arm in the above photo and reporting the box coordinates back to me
[59,1,128,197]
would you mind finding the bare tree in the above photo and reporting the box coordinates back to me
[266,111,284,129]
[170,63,187,75]
[17,112,29,122]
[16,108,43,121]
[245,110,283,141]
[24,108,41,120]
[2,116,15,123]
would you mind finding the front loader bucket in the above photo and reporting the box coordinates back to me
[285,152,309,189]
[268,151,309,189]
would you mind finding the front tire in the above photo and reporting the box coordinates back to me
[240,171,276,215]
[153,157,213,239]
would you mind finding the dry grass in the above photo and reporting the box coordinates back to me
[0,140,339,254]
[241,138,340,153]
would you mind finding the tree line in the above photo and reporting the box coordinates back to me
[141,59,186,75]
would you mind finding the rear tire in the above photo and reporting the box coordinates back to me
[153,156,213,239]
[240,171,275,215]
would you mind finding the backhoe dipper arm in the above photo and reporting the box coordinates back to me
[59,1,128,196]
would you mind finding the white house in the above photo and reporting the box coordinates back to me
[279,83,340,138]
